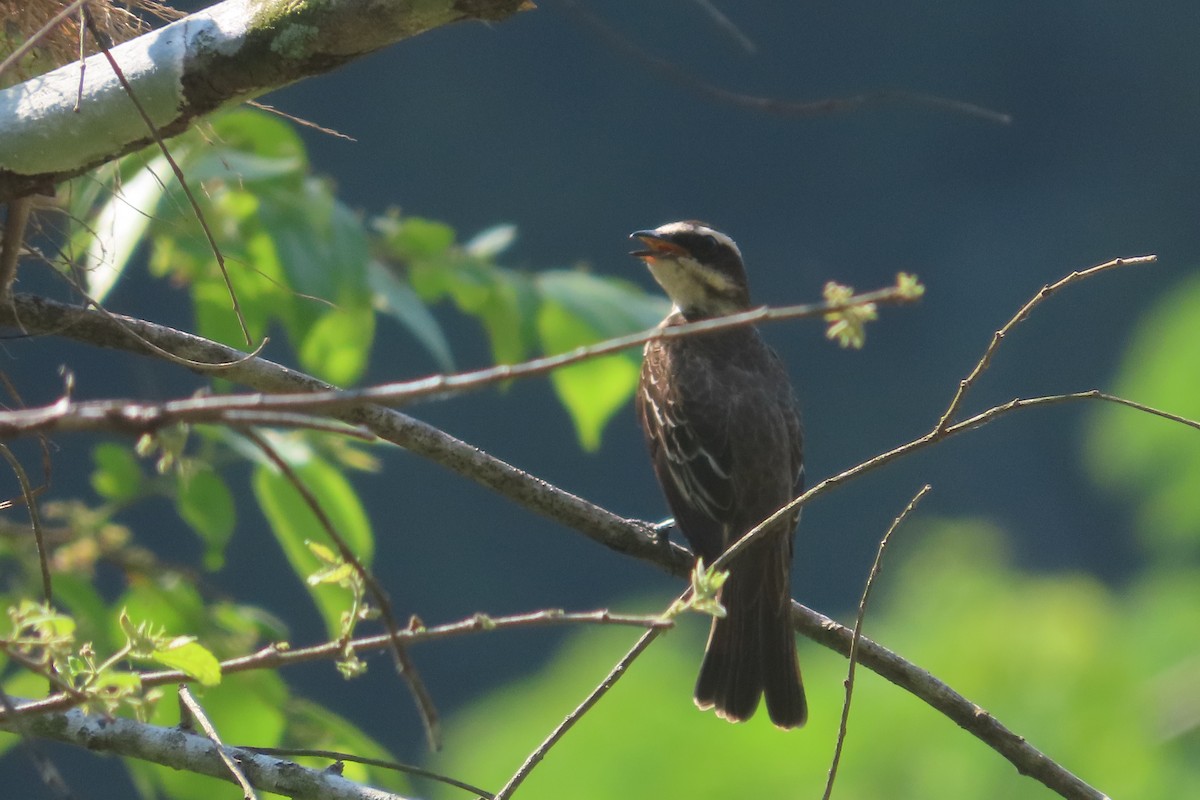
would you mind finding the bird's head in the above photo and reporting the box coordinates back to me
[630,221,751,319]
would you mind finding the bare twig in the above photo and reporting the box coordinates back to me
[823,485,930,800]
[935,255,1155,431]
[689,0,757,53]
[246,101,358,141]
[0,444,52,603]
[178,685,257,800]
[0,282,918,438]
[1,609,674,719]
[1,198,32,304]
[242,429,443,751]
[239,746,493,798]
[796,597,1109,800]
[0,251,1178,800]
[492,623,666,800]
[560,0,1011,124]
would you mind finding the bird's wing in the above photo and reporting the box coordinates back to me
[637,347,735,562]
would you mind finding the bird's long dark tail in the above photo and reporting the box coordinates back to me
[693,545,806,729]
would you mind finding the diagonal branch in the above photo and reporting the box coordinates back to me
[4,703,413,800]
[0,281,918,438]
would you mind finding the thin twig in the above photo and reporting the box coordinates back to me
[1,198,32,304]
[242,429,443,751]
[0,252,1176,800]
[178,685,257,800]
[0,282,918,437]
[822,485,931,800]
[239,747,493,798]
[935,255,1155,431]
[492,624,666,800]
[1,609,674,719]
[560,0,1011,124]
[246,101,358,141]
[689,0,756,53]
[0,444,52,603]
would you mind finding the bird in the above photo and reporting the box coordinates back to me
[631,220,807,728]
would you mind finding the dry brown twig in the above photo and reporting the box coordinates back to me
[0,281,919,438]
[0,608,674,720]
[822,485,931,800]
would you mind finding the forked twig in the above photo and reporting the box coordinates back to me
[242,429,443,751]
[822,485,930,800]
[935,255,1155,431]
[178,685,257,800]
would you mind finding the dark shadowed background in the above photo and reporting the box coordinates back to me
[7,0,1199,776]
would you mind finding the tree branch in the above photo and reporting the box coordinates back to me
[1,703,412,800]
[0,0,531,203]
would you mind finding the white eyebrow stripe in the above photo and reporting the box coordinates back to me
[650,222,742,260]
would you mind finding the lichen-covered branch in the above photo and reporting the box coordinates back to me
[0,0,530,202]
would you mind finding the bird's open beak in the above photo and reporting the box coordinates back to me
[630,230,687,260]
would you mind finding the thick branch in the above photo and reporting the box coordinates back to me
[1,704,409,800]
[0,0,530,202]
[1,292,691,572]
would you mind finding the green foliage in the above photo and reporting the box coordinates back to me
[823,280,878,349]
[251,438,374,640]
[63,108,667,446]
[379,213,668,448]
[1085,270,1200,558]
[536,270,667,450]
[13,104,675,797]
[429,522,1200,798]
[175,466,237,571]
[90,442,143,502]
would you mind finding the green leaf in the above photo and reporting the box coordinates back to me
[252,455,374,638]
[176,468,236,570]
[368,260,455,371]
[533,271,667,449]
[535,270,669,337]
[90,443,143,502]
[298,303,376,386]
[465,223,517,259]
[379,214,456,261]
[152,639,222,686]
[286,698,412,794]
[259,178,370,308]
[206,108,309,166]
[113,576,206,642]
[537,301,640,451]
[1085,271,1200,556]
